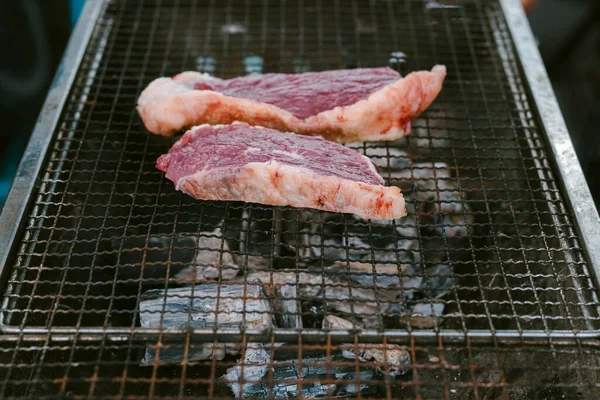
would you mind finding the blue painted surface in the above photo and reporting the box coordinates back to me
[0,2,87,208]
[70,0,86,28]
[0,138,26,206]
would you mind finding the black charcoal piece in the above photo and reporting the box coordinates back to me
[323,315,411,378]
[139,283,272,364]
[224,351,377,399]
[237,271,395,327]
[274,284,303,329]
[325,261,422,295]
[142,342,239,366]
[420,264,454,299]
[223,344,271,398]
[400,302,445,329]
[174,228,240,282]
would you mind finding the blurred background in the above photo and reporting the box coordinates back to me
[0,0,599,210]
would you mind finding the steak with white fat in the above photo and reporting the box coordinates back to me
[156,124,406,220]
[138,66,446,143]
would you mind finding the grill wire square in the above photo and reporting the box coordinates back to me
[1,0,600,398]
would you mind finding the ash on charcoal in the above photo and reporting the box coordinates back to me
[142,342,239,365]
[223,344,271,398]
[236,271,396,327]
[139,283,272,364]
[340,345,410,378]
[386,263,453,316]
[400,302,444,329]
[299,156,466,270]
[326,261,422,297]
[308,213,420,266]
[362,146,410,171]
[273,283,303,329]
[387,161,473,239]
[174,228,240,282]
[223,350,378,399]
[322,314,359,330]
[323,315,411,378]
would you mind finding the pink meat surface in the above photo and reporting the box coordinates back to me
[156,124,406,220]
[138,66,446,143]
[190,68,401,119]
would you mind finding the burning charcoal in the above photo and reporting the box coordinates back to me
[363,146,410,171]
[389,162,473,238]
[140,283,272,329]
[223,344,270,398]
[400,302,444,328]
[411,120,452,150]
[309,237,347,260]
[341,345,410,378]
[309,279,395,326]
[139,284,272,364]
[322,315,411,378]
[273,284,303,329]
[326,261,422,297]
[142,342,239,366]
[224,351,377,398]
[322,314,359,330]
[389,162,451,193]
[236,272,396,327]
[309,213,420,267]
[174,228,240,282]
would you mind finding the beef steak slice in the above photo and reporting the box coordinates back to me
[156,124,406,220]
[138,66,446,143]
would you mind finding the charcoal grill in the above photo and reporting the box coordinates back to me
[1,0,600,398]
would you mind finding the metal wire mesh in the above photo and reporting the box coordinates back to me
[0,0,599,398]
[1,339,600,399]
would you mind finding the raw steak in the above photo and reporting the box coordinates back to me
[138,66,446,143]
[156,124,406,220]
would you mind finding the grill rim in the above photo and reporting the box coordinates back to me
[0,327,598,345]
[0,0,107,303]
[499,0,600,295]
[0,0,598,344]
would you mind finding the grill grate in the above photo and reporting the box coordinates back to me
[1,340,600,398]
[1,0,600,398]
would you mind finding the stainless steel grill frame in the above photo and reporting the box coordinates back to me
[1,0,600,398]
